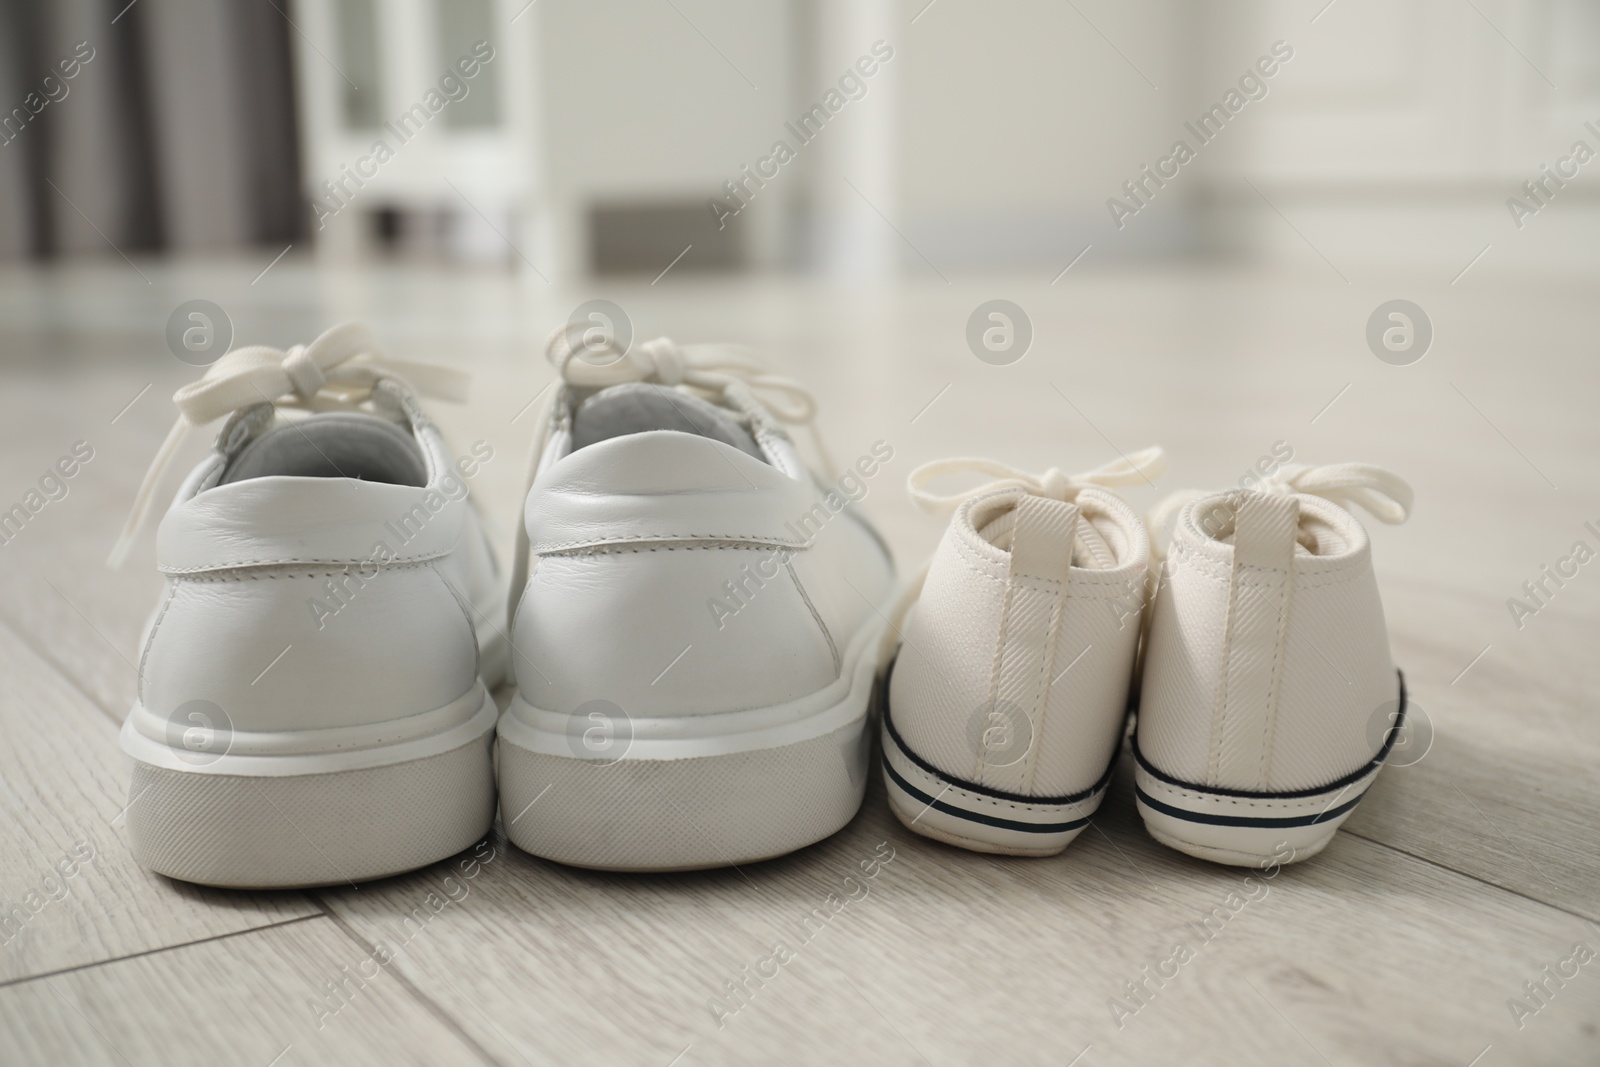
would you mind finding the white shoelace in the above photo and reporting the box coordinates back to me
[876,447,1168,669]
[1146,461,1413,560]
[507,325,835,630]
[108,321,469,568]
[907,447,1169,516]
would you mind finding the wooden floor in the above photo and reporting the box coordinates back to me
[0,258,1596,1066]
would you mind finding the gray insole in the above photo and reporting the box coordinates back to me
[571,383,764,461]
[220,412,428,486]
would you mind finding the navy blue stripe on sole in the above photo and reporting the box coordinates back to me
[882,756,1095,835]
[1133,784,1367,829]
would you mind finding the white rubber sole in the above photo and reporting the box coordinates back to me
[1131,745,1382,867]
[496,620,886,872]
[119,686,497,889]
[1131,671,1406,867]
[880,702,1114,857]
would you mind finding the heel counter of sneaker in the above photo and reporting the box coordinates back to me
[137,563,481,735]
[512,544,841,717]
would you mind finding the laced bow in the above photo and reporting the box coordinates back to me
[907,447,1169,515]
[875,447,1167,671]
[546,324,824,438]
[107,321,469,568]
[506,326,836,635]
[1146,461,1413,559]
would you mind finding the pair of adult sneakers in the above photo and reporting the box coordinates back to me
[108,322,1411,888]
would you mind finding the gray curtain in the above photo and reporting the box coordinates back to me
[0,0,303,260]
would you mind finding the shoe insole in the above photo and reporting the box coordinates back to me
[220,412,428,486]
[571,382,765,461]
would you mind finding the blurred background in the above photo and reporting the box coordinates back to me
[4,0,1597,279]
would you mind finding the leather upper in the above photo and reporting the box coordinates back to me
[512,422,895,719]
[135,413,501,734]
[524,431,814,553]
[157,476,464,572]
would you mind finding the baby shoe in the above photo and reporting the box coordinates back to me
[881,450,1165,855]
[1134,462,1413,865]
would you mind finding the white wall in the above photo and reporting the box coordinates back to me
[1194,0,1600,273]
[893,0,1199,269]
[535,0,801,273]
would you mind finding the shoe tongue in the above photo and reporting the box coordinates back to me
[571,382,764,460]
[970,495,1118,569]
[1200,494,1350,557]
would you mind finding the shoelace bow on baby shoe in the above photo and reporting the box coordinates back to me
[907,447,1169,517]
[1145,461,1413,561]
[107,321,469,568]
[507,325,838,631]
[875,447,1168,670]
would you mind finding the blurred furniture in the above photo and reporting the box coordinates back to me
[1197,0,1600,271]
[0,0,300,261]
[290,0,549,272]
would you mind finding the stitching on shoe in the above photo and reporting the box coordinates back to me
[162,553,446,574]
[173,561,437,582]
[890,746,1103,816]
[1136,770,1375,812]
[1024,567,1070,792]
[949,535,1007,587]
[549,543,795,555]
[137,581,179,702]
[536,532,805,552]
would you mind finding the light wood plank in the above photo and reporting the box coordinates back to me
[0,916,491,1066]
[1342,578,1600,918]
[0,619,316,984]
[314,769,1599,1067]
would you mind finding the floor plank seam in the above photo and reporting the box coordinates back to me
[0,913,326,992]
[312,898,508,1067]
[1343,829,1599,926]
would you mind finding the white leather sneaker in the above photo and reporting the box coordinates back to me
[109,323,506,888]
[1135,463,1413,866]
[882,450,1165,856]
[497,329,896,871]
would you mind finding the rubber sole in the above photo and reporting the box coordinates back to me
[880,701,1115,857]
[122,689,498,889]
[1130,671,1406,867]
[1131,759,1374,867]
[496,622,884,872]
